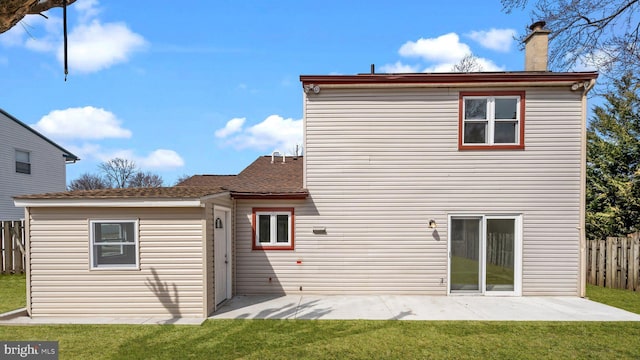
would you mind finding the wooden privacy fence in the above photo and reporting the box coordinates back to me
[587,232,640,291]
[1,220,25,274]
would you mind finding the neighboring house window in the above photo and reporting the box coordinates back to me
[15,149,31,174]
[459,91,525,150]
[252,208,294,250]
[90,220,139,269]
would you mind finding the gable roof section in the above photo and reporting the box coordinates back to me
[1,108,79,162]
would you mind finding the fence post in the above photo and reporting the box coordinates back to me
[597,239,605,286]
[0,221,4,274]
[12,220,24,274]
[632,233,639,291]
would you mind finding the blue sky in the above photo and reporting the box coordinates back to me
[1,0,540,185]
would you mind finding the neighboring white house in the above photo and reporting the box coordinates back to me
[1,108,78,220]
[14,23,599,319]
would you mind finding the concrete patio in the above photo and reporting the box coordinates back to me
[209,295,640,321]
[2,295,640,325]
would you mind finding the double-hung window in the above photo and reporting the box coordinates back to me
[459,91,525,150]
[90,220,139,269]
[252,208,294,250]
[15,149,31,174]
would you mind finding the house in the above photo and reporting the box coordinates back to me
[1,108,78,220]
[14,22,598,319]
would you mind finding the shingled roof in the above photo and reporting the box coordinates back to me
[229,156,306,198]
[177,175,236,187]
[178,156,307,199]
[14,186,227,200]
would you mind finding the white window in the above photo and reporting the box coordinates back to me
[460,92,524,149]
[15,149,31,174]
[253,208,294,250]
[90,220,139,269]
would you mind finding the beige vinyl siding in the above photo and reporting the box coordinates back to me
[236,86,582,295]
[28,207,207,317]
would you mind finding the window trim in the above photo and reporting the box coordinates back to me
[15,149,31,174]
[458,91,525,150]
[252,207,295,250]
[89,219,140,270]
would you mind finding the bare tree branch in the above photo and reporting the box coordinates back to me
[502,0,639,83]
[99,158,138,189]
[67,173,109,191]
[128,172,164,188]
[451,54,485,72]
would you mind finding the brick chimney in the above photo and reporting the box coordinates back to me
[523,21,551,71]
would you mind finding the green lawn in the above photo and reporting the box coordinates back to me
[586,284,640,314]
[1,274,640,359]
[0,320,639,359]
[0,273,25,313]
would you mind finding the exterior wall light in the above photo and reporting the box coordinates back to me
[215,217,223,229]
[429,219,437,229]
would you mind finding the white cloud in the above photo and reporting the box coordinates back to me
[136,149,185,169]
[60,20,146,73]
[217,114,302,154]
[215,117,246,138]
[0,0,146,74]
[467,28,516,52]
[68,144,184,170]
[378,61,420,73]
[74,0,101,22]
[399,33,471,63]
[33,106,132,140]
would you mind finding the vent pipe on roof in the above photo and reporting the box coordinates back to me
[272,151,285,164]
[371,64,375,74]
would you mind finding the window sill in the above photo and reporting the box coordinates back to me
[459,144,524,151]
[252,245,294,251]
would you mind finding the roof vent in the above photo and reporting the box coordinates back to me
[272,151,285,163]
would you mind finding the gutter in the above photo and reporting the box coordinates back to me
[579,78,597,298]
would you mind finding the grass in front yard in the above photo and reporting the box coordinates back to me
[1,321,640,359]
[0,274,25,313]
[587,284,640,314]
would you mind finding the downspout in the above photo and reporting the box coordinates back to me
[579,78,596,298]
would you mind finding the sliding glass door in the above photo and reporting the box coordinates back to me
[449,215,521,295]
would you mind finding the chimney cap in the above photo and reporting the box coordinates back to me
[529,21,547,31]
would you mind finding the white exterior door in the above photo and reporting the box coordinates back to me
[214,206,231,305]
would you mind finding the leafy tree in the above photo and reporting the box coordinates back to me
[586,72,640,239]
[99,158,138,188]
[67,173,108,191]
[129,171,164,188]
[502,0,639,80]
